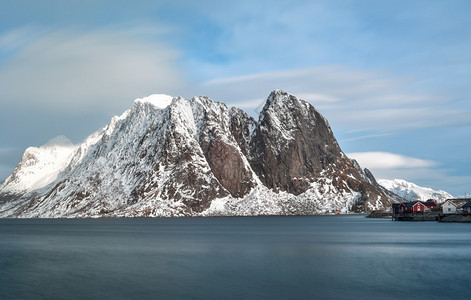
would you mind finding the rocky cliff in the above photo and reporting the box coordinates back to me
[0,90,401,217]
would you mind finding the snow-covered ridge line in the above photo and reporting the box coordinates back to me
[378,179,453,203]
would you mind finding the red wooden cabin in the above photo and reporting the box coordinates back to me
[399,201,426,215]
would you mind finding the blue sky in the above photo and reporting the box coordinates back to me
[0,0,470,195]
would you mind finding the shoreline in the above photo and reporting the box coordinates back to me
[367,210,471,222]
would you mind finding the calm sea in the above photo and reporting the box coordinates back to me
[0,215,470,299]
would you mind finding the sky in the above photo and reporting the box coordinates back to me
[0,0,470,196]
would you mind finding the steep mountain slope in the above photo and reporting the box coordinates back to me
[0,90,400,217]
[378,179,453,203]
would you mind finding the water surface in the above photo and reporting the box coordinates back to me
[1,215,470,299]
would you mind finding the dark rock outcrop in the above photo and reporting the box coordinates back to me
[249,90,344,194]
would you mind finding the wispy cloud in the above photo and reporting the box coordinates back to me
[0,26,187,113]
[341,133,394,142]
[0,26,40,52]
[199,66,470,132]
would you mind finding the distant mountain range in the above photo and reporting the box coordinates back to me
[377,179,453,203]
[1,90,402,217]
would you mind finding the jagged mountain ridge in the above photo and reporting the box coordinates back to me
[0,90,400,217]
[378,179,453,203]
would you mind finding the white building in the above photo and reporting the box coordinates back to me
[442,200,458,214]
[442,199,468,215]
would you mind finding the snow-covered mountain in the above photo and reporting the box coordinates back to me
[378,179,453,203]
[0,90,401,217]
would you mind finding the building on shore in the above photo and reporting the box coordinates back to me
[461,201,471,214]
[442,199,469,215]
[392,198,471,221]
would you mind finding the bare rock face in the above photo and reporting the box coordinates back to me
[229,107,256,157]
[0,90,401,218]
[191,97,256,198]
[250,90,343,194]
[200,138,254,198]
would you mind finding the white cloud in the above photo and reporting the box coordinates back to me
[0,27,187,113]
[347,152,436,170]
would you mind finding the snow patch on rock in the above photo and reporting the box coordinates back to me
[134,94,174,109]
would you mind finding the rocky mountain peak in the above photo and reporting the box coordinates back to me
[260,90,308,122]
[249,90,345,195]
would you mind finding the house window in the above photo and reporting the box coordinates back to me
[448,208,451,212]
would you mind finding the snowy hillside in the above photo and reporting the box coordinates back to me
[0,136,77,196]
[378,179,453,203]
[0,90,400,217]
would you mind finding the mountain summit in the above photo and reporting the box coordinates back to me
[0,90,400,217]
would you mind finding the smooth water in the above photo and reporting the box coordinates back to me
[1,215,470,299]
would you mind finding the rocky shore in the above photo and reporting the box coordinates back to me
[439,214,471,223]
[366,211,392,218]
